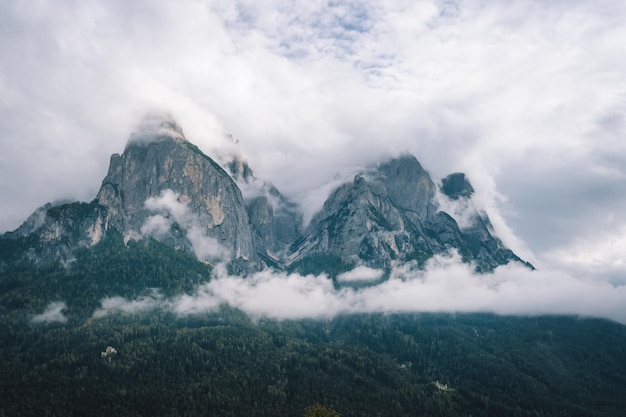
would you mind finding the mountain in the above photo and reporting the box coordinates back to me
[3,115,626,417]
[95,115,260,273]
[215,135,303,267]
[439,173,532,272]
[2,114,257,273]
[288,155,529,274]
[0,114,529,275]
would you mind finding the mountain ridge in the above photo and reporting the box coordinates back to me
[1,115,531,275]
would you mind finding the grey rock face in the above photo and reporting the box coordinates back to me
[373,154,437,221]
[441,173,475,200]
[96,115,256,265]
[460,214,526,272]
[2,200,108,265]
[246,191,302,261]
[451,204,531,272]
[220,138,302,265]
[290,156,531,273]
[302,174,435,269]
[3,114,258,269]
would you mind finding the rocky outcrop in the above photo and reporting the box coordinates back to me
[288,156,448,271]
[289,173,437,270]
[440,173,531,272]
[4,114,258,271]
[441,172,475,200]
[95,114,256,268]
[1,200,108,265]
[219,135,302,266]
[289,155,530,273]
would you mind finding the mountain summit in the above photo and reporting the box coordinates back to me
[95,114,257,271]
[127,112,186,144]
[1,115,531,275]
[288,155,528,273]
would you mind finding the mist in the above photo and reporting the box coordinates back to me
[142,189,231,262]
[92,291,162,319]
[32,301,68,324]
[89,254,626,324]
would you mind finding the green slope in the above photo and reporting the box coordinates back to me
[1,233,626,416]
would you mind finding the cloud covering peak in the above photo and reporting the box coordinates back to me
[128,111,186,144]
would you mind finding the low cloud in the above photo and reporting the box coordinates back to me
[198,266,345,320]
[32,301,68,324]
[337,265,384,283]
[235,176,290,218]
[92,291,162,319]
[171,270,341,319]
[142,189,231,261]
[140,214,170,238]
[89,255,626,324]
[144,190,188,223]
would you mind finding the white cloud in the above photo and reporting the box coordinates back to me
[337,265,384,283]
[127,111,185,144]
[32,301,68,324]
[92,291,162,319]
[434,190,477,230]
[170,263,345,320]
[144,190,189,224]
[544,226,626,284]
[186,226,231,262]
[142,189,231,261]
[169,286,222,316]
[140,214,171,238]
[92,255,626,324]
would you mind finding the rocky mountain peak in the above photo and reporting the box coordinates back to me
[372,154,437,221]
[441,173,475,200]
[126,112,186,147]
[95,122,259,271]
[288,154,531,274]
[219,134,254,182]
[212,134,302,264]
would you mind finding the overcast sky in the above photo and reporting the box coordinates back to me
[1,0,626,285]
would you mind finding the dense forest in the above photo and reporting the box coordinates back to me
[1,233,626,416]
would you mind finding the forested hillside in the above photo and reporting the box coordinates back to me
[2,310,626,416]
[1,233,626,416]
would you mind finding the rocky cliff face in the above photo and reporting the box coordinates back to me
[439,173,531,272]
[218,135,302,266]
[441,172,475,200]
[288,155,529,273]
[1,201,107,266]
[1,115,530,275]
[95,114,257,270]
[4,114,258,271]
